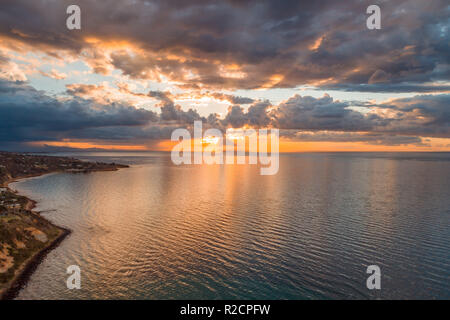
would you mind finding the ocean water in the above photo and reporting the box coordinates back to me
[11,152,450,300]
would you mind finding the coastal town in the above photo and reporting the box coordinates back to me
[0,152,128,299]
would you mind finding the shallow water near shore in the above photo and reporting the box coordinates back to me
[11,152,450,299]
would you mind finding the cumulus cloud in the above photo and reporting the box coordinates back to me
[374,94,450,137]
[0,53,27,81]
[270,94,383,131]
[0,78,448,150]
[149,90,204,123]
[223,100,272,127]
[217,93,450,139]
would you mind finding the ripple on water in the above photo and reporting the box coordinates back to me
[10,152,450,300]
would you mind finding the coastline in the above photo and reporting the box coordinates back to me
[0,166,126,300]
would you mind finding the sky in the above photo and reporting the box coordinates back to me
[0,0,449,152]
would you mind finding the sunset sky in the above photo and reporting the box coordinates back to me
[0,0,449,152]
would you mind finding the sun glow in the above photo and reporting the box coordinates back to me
[202,136,220,145]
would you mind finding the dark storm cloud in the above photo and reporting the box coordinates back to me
[0,79,158,142]
[373,94,450,137]
[219,93,450,138]
[0,79,448,149]
[58,124,180,141]
[269,94,383,131]
[0,0,448,91]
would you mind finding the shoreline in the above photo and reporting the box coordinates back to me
[0,166,126,300]
[0,228,71,300]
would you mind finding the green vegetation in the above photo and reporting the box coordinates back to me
[0,209,61,285]
[0,152,128,297]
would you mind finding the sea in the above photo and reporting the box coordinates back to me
[10,152,450,299]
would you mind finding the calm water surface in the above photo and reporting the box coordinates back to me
[11,152,450,299]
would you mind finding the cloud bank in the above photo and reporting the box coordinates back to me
[0,0,448,91]
[1,79,448,150]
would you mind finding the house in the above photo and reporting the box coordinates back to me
[6,203,21,209]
